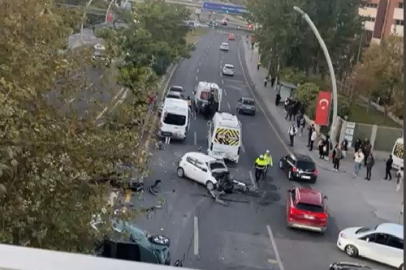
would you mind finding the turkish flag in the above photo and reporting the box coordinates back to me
[314,91,331,126]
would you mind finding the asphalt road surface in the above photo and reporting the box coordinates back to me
[132,30,393,270]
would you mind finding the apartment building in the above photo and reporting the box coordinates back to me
[359,0,404,44]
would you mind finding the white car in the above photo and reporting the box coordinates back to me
[220,42,229,51]
[222,64,234,76]
[337,223,404,269]
[176,152,228,190]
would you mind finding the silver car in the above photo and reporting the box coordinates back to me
[236,97,256,116]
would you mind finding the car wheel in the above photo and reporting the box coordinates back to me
[206,181,215,190]
[149,234,170,246]
[344,244,358,257]
[288,170,293,181]
[177,167,185,178]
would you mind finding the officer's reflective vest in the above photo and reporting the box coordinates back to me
[255,158,267,169]
[263,154,273,166]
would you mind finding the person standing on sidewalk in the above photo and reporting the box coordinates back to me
[288,123,297,147]
[396,167,404,192]
[309,128,317,151]
[353,149,364,178]
[363,139,372,166]
[324,135,332,161]
[341,138,348,158]
[318,139,325,159]
[307,124,315,147]
[365,152,375,180]
[333,145,342,171]
[299,116,305,136]
[384,154,394,180]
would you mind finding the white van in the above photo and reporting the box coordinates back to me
[208,112,242,163]
[391,137,404,170]
[158,99,191,141]
[193,81,222,113]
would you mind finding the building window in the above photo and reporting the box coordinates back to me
[394,19,404,25]
[366,3,378,8]
[362,16,376,22]
[398,2,404,8]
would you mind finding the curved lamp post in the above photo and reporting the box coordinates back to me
[105,0,117,23]
[293,6,339,144]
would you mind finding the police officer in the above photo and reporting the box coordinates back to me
[263,150,273,179]
[254,155,267,182]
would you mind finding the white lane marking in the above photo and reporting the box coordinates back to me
[219,65,222,69]
[221,79,224,85]
[197,68,199,73]
[89,82,94,87]
[248,171,257,190]
[111,89,128,110]
[112,87,125,102]
[194,131,197,146]
[99,74,103,79]
[199,62,201,66]
[237,40,292,155]
[241,143,245,153]
[194,216,199,256]
[196,76,198,81]
[223,87,227,96]
[227,102,231,110]
[68,98,75,103]
[267,225,286,270]
[95,107,108,120]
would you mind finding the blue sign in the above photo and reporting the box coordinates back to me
[202,2,246,14]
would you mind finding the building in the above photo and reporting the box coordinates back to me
[358,0,404,44]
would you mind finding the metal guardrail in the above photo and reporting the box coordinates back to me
[0,244,197,270]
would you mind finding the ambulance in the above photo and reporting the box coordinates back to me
[193,81,222,114]
[391,137,404,170]
[207,112,242,163]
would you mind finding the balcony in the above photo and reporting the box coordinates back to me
[0,244,195,270]
[363,21,375,31]
[358,7,377,17]
[391,25,404,37]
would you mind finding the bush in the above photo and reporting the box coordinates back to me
[294,82,319,117]
[279,67,306,85]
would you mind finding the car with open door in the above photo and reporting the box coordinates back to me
[279,153,317,183]
[336,223,404,269]
[176,152,228,190]
[286,187,328,234]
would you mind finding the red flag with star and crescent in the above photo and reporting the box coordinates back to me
[314,91,331,126]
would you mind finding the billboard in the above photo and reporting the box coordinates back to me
[202,2,246,14]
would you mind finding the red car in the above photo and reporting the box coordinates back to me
[286,188,328,234]
[228,33,235,40]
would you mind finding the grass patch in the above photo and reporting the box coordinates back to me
[186,27,210,44]
[348,103,401,128]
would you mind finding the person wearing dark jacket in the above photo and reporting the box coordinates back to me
[324,135,331,161]
[384,155,393,180]
[318,140,325,159]
[354,138,362,153]
[275,93,281,106]
[363,140,372,166]
[365,153,375,180]
[307,124,314,147]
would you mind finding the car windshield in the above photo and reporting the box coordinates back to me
[296,203,324,213]
[209,162,226,171]
[243,99,255,105]
[355,225,379,234]
[166,93,181,99]
[169,86,183,92]
[163,113,186,126]
[296,161,316,170]
[222,43,228,47]
[225,65,234,69]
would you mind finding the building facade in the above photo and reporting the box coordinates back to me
[359,0,404,43]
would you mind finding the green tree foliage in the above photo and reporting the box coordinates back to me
[245,0,364,79]
[0,0,155,252]
[349,35,404,118]
[279,67,306,85]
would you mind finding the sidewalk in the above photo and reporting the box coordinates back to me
[240,37,403,224]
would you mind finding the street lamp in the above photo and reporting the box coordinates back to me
[293,6,339,145]
[80,0,95,42]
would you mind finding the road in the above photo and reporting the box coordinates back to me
[131,30,393,270]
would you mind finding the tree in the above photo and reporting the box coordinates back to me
[0,0,153,252]
[348,35,404,118]
[279,67,306,85]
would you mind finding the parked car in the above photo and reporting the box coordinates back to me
[91,218,171,265]
[166,91,185,100]
[236,97,256,115]
[329,262,375,270]
[176,152,228,190]
[222,64,234,76]
[337,223,404,269]
[168,85,184,93]
[286,188,328,234]
[220,42,229,51]
[279,153,318,183]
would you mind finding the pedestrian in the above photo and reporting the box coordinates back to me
[318,139,325,159]
[264,76,268,87]
[340,139,348,158]
[257,61,261,70]
[291,101,301,121]
[365,152,375,180]
[354,138,362,153]
[307,124,314,147]
[363,139,371,166]
[309,128,317,151]
[332,143,337,163]
[384,154,393,180]
[396,167,404,192]
[284,98,290,112]
[285,101,295,121]
[271,77,276,87]
[275,93,281,106]
[353,149,364,178]
[287,123,297,147]
[299,116,305,136]
[333,145,342,171]
[324,135,331,161]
